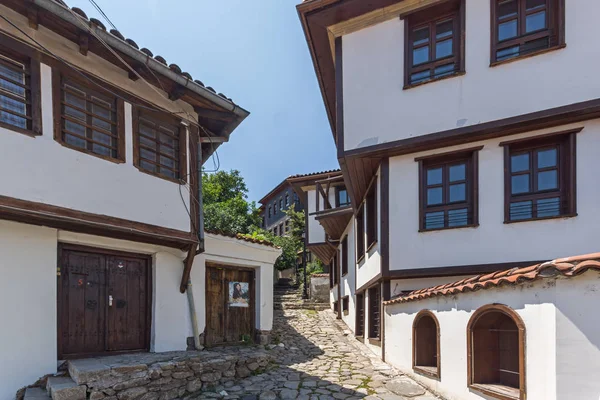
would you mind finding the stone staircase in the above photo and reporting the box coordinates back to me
[274,279,329,311]
[23,376,84,400]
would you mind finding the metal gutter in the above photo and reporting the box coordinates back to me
[33,0,250,124]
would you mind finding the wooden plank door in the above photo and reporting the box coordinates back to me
[106,255,150,352]
[58,247,107,358]
[205,265,255,346]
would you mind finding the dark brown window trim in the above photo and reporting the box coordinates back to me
[368,338,382,346]
[366,240,378,254]
[356,204,365,263]
[355,292,365,337]
[418,147,481,232]
[366,178,378,249]
[368,286,381,340]
[412,310,441,380]
[403,0,466,90]
[341,236,348,277]
[490,0,565,66]
[0,42,42,137]
[502,129,577,224]
[342,296,349,316]
[467,304,526,400]
[52,69,126,164]
[132,106,188,184]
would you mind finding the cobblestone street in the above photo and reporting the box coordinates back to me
[196,309,439,400]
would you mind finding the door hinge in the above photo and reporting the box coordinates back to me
[56,267,61,277]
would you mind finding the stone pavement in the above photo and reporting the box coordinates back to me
[194,309,441,400]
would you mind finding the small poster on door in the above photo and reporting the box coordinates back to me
[228,282,249,307]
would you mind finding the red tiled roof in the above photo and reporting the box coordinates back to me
[311,273,330,278]
[384,253,600,305]
[288,169,341,179]
[205,230,279,249]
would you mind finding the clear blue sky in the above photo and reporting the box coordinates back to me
[66,0,339,202]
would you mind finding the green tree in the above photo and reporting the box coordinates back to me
[202,170,260,234]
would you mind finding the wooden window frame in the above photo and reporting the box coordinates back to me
[412,310,441,379]
[501,128,578,224]
[268,206,272,218]
[342,296,349,316]
[403,0,466,89]
[490,0,566,66]
[417,147,481,232]
[467,304,526,400]
[335,186,351,207]
[285,193,290,207]
[132,107,187,183]
[53,70,125,163]
[368,286,381,341]
[0,43,42,137]
[332,251,339,286]
[356,205,365,263]
[355,293,365,338]
[279,223,284,236]
[341,236,348,277]
[366,180,378,251]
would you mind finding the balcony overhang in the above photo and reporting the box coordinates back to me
[313,205,353,241]
[307,242,338,265]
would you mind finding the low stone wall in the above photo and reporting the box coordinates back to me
[310,274,330,303]
[68,349,272,400]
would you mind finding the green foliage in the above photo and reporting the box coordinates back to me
[306,260,325,276]
[202,170,260,234]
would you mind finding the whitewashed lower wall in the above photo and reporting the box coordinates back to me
[0,222,279,400]
[385,273,600,400]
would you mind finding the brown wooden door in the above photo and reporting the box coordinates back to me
[58,245,151,359]
[205,265,255,347]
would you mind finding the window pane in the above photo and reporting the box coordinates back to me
[64,88,86,109]
[413,27,429,46]
[1,94,27,119]
[92,143,111,157]
[411,70,431,84]
[498,0,518,18]
[161,168,176,179]
[427,187,443,205]
[64,133,86,149]
[511,153,529,172]
[510,201,533,220]
[160,155,175,169]
[537,148,557,168]
[92,130,112,146]
[0,65,25,96]
[425,212,445,230]
[537,170,558,191]
[140,148,155,161]
[522,37,549,54]
[449,183,466,202]
[427,168,443,185]
[526,11,546,33]
[537,197,560,218]
[435,39,453,59]
[526,0,546,10]
[140,159,155,172]
[498,20,518,41]
[64,106,86,121]
[448,208,468,227]
[91,100,111,120]
[511,174,530,194]
[449,164,466,182]
[436,19,453,40]
[497,46,520,61]
[65,119,85,136]
[434,63,455,78]
[161,146,175,158]
[92,117,111,132]
[0,110,26,129]
[140,136,156,149]
[413,46,430,65]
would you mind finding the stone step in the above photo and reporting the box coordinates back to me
[46,377,86,400]
[24,387,50,400]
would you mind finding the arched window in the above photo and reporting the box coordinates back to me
[413,310,440,378]
[467,304,526,400]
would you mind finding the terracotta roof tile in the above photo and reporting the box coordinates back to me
[311,273,329,278]
[383,253,600,306]
[204,230,279,249]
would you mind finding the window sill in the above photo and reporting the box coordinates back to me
[413,366,439,380]
[504,213,577,225]
[404,71,465,91]
[490,43,566,68]
[56,140,125,165]
[343,310,349,316]
[135,165,187,185]
[419,223,479,233]
[469,383,521,400]
[368,338,381,346]
[366,240,378,253]
[0,122,39,138]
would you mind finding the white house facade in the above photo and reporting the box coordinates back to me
[297,0,600,398]
[0,1,282,398]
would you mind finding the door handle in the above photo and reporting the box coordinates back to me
[109,295,113,307]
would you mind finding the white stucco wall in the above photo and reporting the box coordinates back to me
[342,0,600,151]
[340,221,356,331]
[385,279,563,400]
[385,273,600,400]
[388,121,600,271]
[356,171,382,289]
[306,188,326,244]
[0,6,194,232]
[0,221,58,400]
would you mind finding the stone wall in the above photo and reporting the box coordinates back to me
[68,350,272,400]
[310,274,330,303]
